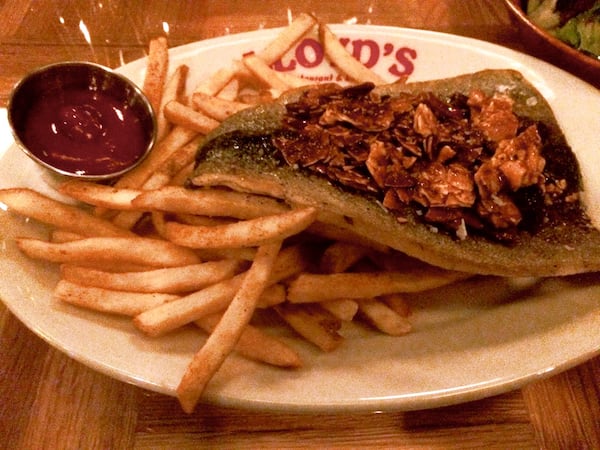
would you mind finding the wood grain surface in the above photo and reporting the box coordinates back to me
[1,1,599,449]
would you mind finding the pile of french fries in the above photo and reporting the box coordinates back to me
[0,13,468,413]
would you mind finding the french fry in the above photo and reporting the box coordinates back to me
[109,210,145,231]
[134,274,245,336]
[242,53,310,94]
[319,241,370,273]
[157,64,189,142]
[144,135,204,188]
[63,261,155,273]
[58,181,142,210]
[50,230,83,243]
[113,125,198,189]
[131,186,289,219]
[169,161,195,186]
[257,12,317,65]
[134,272,285,336]
[236,88,276,105]
[318,22,386,85]
[191,11,315,96]
[0,188,135,237]
[177,241,282,412]
[216,77,240,101]
[306,221,390,253]
[174,213,235,227]
[380,293,411,317]
[163,206,317,249]
[356,299,412,336]
[193,247,257,262]
[194,313,302,368]
[16,236,201,267]
[274,303,343,352]
[320,299,359,321]
[190,172,287,198]
[275,70,312,89]
[60,259,245,294]
[193,64,240,96]
[242,54,291,92]
[163,100,220,134]
[109,135,205,230]
[191,91,249,121]
[183,177,392,253]
[268,243,313,284]
[54,280,179,316]
[255,283,286,308]
[287,269,471,302]
[143,36,169,114]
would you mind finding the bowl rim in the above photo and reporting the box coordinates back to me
[503,0,600,70]
[7,60,157,180]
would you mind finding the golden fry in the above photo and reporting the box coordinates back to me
[163,100,220,134]
[0,188,134,237]
[54,280,179,316]
[380,293,411,317]
[216,77,240,101]
[190,172,287,198]
[174,213,235,227]
[191,92,249,121]
[114,125,198,189]
[177,241,282,413]
[143,36,169,114]
[192,64,240,96]
[195,313,302,368]
[132,186,288,219]
[319,241,370,273]
[242,54,290,92]
[134,275,244,337]
[318,22,385,84]
[163,207,317,249]
[287,269,471,302]
[157,64,189,141]
[133,272,284,336]
[60,259,245,294]
[169,161,195,186]
[256,283,286,308]
[320,299,359,321]
[133,247,293,337]
[50,230,83,243]
[109,135,204,230]
[16,236,201,267]
[144,135,204,188]
[274,303,343,352]
[58,181,142,210]
[257,12,317,64]
[356,299,412,336]
[268,244,313,284]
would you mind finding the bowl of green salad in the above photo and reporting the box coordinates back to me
[504,0,599,87]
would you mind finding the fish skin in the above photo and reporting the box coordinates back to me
[192,69,600,277]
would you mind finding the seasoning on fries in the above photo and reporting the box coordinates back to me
[177,241,282,413]
[0,14,479,413]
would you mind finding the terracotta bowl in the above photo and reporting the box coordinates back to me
[503,0,600,88]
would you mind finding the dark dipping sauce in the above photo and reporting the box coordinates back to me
[9,62,155,179]
[22,87,147,176]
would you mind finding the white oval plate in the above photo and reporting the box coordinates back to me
[1,25,600,413]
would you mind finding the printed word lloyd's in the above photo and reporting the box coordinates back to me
[272,36,418,79]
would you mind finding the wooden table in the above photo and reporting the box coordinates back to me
[1,1,599,448]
